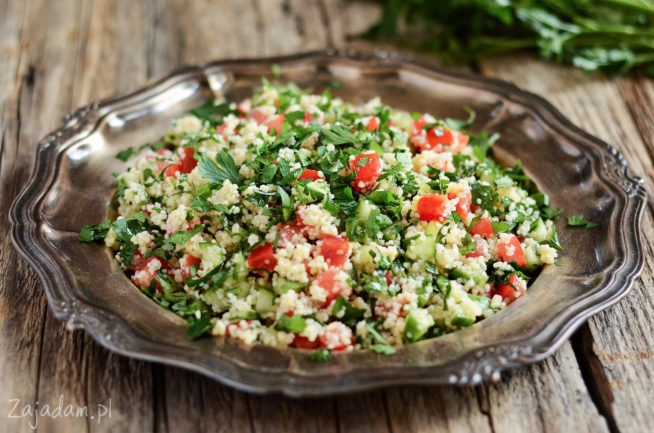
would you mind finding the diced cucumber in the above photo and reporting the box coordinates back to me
[356,199,378,222]
[479,168,496,185]
[255,288,276,314]
[450,268,470,281]
[530,218,554,242]
[451,313,476,328]
[523,242,540,270]
[407,234,436,261]
[235,280,251,298]
[199,242,225,271]
[272,277,307,295]
[403,314,431,343]
[299,180,329,203]
[468,294,490,309]
[231,253,249,280]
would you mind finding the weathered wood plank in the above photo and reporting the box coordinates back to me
[479,54,654,433]
[0,1,88,432]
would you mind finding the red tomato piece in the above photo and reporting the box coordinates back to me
[291,335,321,350]
[366,116,379,131]
[128,250,146,271]
[179,147,197,174]
[157,161,180,178]
[132,257,169,290]
[320,322,353,351]
[447,187,472,219]
[237,99,251,116]
[303,111,316,123]
[496,235,526,266]
[180,254,201,279]
[384,270,393,286]
[416,194,451,223]
[495,274,527,304]
[470,217,494,239]
[312,268,352,307]
[349,153,382,193]
[426,128,470,153]
[246,108,267,124]
[267,114,286,135]
[278,221,306,246]
[215,123,228,135]
[247,242,277,274]
[319,235,350,268]
[297,169,324,182]
[465,238,486,258]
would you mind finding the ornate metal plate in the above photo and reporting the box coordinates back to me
[10,50,646,396]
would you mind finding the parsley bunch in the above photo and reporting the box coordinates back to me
[364,0,654,75]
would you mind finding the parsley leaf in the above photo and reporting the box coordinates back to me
[321,125,360,145]
[458,234,478,256]
[186,315,213,340]
[567,215,598,229]
[168,225,204,245]
[331,296,365,322]
[116,147,137,161]
[310,349,332,362]
[197,150,242,185]
[79,220,112,242]
[190,101,233,125]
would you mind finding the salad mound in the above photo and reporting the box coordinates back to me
[80,80,561,357]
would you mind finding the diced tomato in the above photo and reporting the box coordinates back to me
[132,257,170,291]
[155,149,169,156]
[312,268,352,307]
[416,194,451,223]
[267,114,286,135]
[470,217,494,239]
[384,270,393,286]
[465,238,486,259]
[410,115,470,153]
[447,187,472,219]
[425,128,469,153]
[237,99,251,116]
[278,221,306,246]
[374,297,408,319]
[128,250,146,271]
[319,235,350,268]
[215,123,228,135]
[291,335,321,350]
[349,152,381,193]
[246,108,267,124]
[297,169,324,182]
[496,235,526,266]
[247,242,277,274]
[495,274,527,304]
[303,111,316,123]
[319,322,353,351]
[366,116,379,131]
[179,147,197,174]
[157,161,180,178]
[180,254,201,279]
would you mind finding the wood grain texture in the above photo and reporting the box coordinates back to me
[0,1,652,432]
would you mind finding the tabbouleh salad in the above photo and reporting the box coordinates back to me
[80,79,563,357]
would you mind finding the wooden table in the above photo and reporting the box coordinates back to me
[1,1,653,431]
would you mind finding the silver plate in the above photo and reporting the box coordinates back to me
[9,50,647,396]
